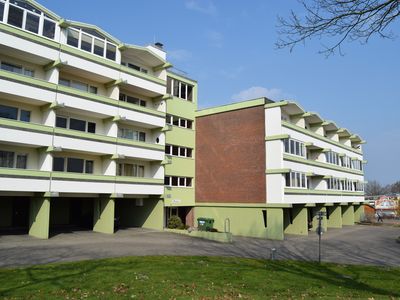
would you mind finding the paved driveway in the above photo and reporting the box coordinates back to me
[0,225,399,268]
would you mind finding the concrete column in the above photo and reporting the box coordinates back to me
[284,206,308,235]
[141,199,164,230]
[327,205,342,228]
[354,204,364,223]
[93,197,115,234]
[29,197,50,239]
[266,208,284,240]
[342,205,355,225]
[312,206,327,232]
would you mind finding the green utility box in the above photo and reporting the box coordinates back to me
[197,217,214,231]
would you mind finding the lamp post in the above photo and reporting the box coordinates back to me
[316,211,326,263]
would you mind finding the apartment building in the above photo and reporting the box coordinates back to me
[0,0,174,238]
[195,98,366,240]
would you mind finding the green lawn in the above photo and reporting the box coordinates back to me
[0,256,399,299]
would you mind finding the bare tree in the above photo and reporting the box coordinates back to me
[276,0,400,55]
[365,180,385,196]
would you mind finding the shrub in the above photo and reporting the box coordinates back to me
[167,215,185,229]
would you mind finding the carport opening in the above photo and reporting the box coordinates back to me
[50,198,94,236]
[0,197,30,235]
[283,207,294,231]
[165,206,194,228]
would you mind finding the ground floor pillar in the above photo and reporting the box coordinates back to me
[29,197,50,239]
[327,204,342,228]
[266,208,284,240]
[342,204,355,226]
[93,197,115,234]
[354,204,364,223]
[284,205,308,235]
[141,199,164,230]
[312,206,327,232]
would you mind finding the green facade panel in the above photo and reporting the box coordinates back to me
[267,208,284,240]
[166,127,196,148]
[165,157,195,177]
[29,197,50,239]
[164,187,195,207]
[354,204,364,223]
[284,206,308,236]
[166,99,196,120]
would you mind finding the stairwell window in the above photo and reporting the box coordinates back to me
[164,176,193,187]
[166,114,193,129]
[165,144,193,158]
[167,76,194,101]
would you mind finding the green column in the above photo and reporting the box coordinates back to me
[93,197,115,234]
[266,208,284,240]
[312,206,327,232]
[342,205,355,225]
[284,206,308,235]
[29,197,50,239]
[327,205,342,228]
[354,204,364,223]
[141,199,164,230]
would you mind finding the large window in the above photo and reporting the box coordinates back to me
[59,78,97,94]
[118,128,146,142]
[165,144,193,158]
[285,171,307,188]
[119,93,146,107]
[327,177,340,190]
[52,156,94,174]
[117,163,144,177]
[1,61,34,77]
[164,176,192,187]
[341,155,352,168]
[167,76,194,101]
[352,159,363,171]
[283,138,305,157]
[56,115,96,134]
[325,151,340,165]
[2,0,56,39]
[0,104,30,122]
[166,114,193,129]
[0,150,27,169]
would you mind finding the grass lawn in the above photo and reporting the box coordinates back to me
[0,256,399,299]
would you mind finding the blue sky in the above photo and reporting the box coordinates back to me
[39,0,399,184]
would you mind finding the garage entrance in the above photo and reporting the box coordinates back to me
[0,197,30,235]
[50,198,94,235]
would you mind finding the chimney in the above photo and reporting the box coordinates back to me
[154,42,164,49]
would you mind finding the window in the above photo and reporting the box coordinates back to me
[0,150,14,168]
[52,157,64,171]
[283,138,305,157]
[166,114,193,129]
[117,163,145,177]
[167,77,194,101]
[25,12,39,33]
[119,93,147,107]
[164,176,193,187]
[0,104,31,122]
[285,171,307,188]
[42,18,55,39]
[7,4,23,28]
[0,2,4,22]
[67,28,79,47]
[85,160,93,174]
[106,43,116,60]
[67,157,84,173]
[93,38,104,56]
[352,159,363,171]
[165,144,193,158]
[1,61,34,77]
[121,62,148,74]
[327,177,340,190]
[80,33,92,52]
[341,156,352,168]
[58,78,97,94]
[118,128,146,142]
[341,179,353,191]
[16,153,27,169]
[325,151,340,165]
[53,157,93,174]
[56,116,96,134]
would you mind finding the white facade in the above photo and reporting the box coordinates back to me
[0,0,170,198]
[265,101,365,205]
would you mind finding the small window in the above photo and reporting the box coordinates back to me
[24,69,34,77]
[164,176,170,185]
[179,177,185,186]
[187,85,193,101]
[67,28,79,47]
[180,119,186,127]
[167,77,172,94]
[171,176,178,186]
[139,132,146,142]
[186,148,192,158]
[89,86,97,94]
[67,157,84,173]
[25,12,40,34]
[85,160,94,174]
[173,80,179,97]
[93,38,104,57]
[42,19,55,39]
[59,78,70,87]
[139,100,146,107]
[180,83,186,99]
[55,116,67,128]
[165,145,171,155]
[71,81,88,92]
[53,157,65,171]
[186,178,192,187]
[20,110,31,122]
[0,151,14,168]
[80,33,92,52]
[106,43,116,60]
[187,120,193,129]
[69,118,86,132]
[0,104,18,120]
[172,117,179,126]
[0,2,4,22]
[179,147,186,157]
[137,165,144,177]
[87,122,96,133]
[7,5,24,28]
[172,146,179,156]
[16,154,27,169]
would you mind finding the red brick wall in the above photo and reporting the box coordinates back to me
[196,106,266,203]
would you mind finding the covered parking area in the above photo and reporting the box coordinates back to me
[0,196,30,235]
